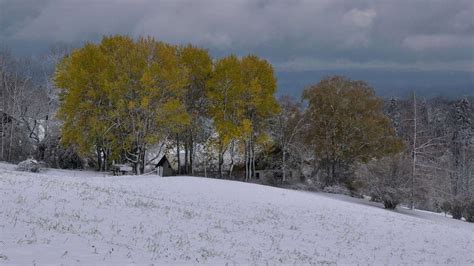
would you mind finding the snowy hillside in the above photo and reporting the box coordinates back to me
[0,162,472,264]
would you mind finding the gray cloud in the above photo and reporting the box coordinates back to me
[1,0,473,72]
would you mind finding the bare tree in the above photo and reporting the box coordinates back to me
[270,96,306,183]
[404,92,447,209]
[0,50,32,162]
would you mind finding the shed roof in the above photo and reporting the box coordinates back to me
[156,154,186,171]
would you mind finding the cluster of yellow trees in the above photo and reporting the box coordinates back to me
[55,35,403,181]
[55,35,278,175]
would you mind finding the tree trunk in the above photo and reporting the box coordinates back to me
[245,140,249,182]
[282,148,286,184]
[177,134,181,175]
[8,114,14,161]
[0,93,3,161]
[184,139,188,175]
[139,147,146,174]
[104,148,108,172]
[326,159,331,184]
[218,152,222,179]
[190,135,194,175]
[251,137,256,180]
[0,119,4,161]
[133,162,138,175]
[218,142,223,179]
[204,155,207,178]
[248,133,256,180]
[411,91,417,210]
[96,146,102,172]
[331,161,336,184]
[229,140,235,179]
[51,147,56,168]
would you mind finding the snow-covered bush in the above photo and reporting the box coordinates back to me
[41,137,84,169]
[323,184,352,196]
[355,154,411,209]
[462,200,474,222]
[440,201,451,216]
[450,199,464,220]
[284,182,321,192]
[16,159,41,173]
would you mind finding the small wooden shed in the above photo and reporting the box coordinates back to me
[156,155,176,177]
[155,154,188,176]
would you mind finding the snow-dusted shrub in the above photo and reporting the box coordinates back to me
[441,201,451,216]
[355,154,411,209]
[305,178,324,190]
[383,198,399,209]
[450,199,464,220]
[462,200,474,222]
[16,159,40,173]
[344,179,363,197]
[323,184,351,196]
[284,182,321,192]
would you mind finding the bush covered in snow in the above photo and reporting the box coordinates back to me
[16,159,41,173]
[463,199,474,223]
[441,201,451,216]
[323,184,352,196]
[355,154,411,209]
[284,182,321,192]
[450,199,464,220]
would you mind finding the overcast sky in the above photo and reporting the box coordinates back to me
[1,0,473,96]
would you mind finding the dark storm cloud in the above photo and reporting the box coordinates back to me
[0,0,50,36]
[1,0,473,72]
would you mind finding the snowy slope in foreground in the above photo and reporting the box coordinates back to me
[0,163,473,264]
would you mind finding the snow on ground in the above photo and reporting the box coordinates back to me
[0,162,473,264]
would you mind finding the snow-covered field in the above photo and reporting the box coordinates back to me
[1,162,473,264]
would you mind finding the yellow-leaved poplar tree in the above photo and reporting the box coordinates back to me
[55,35,190,174]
